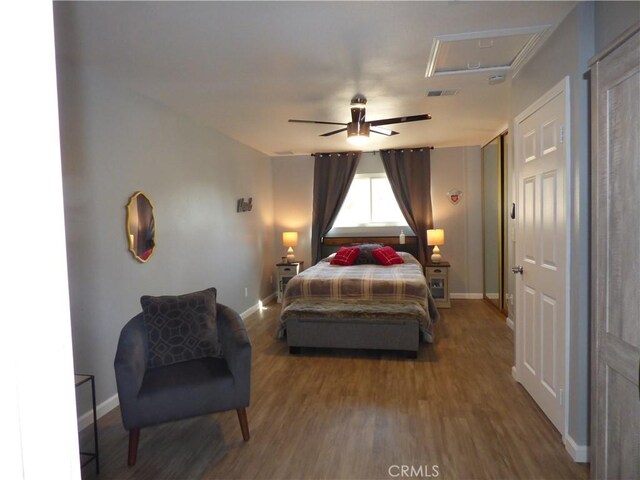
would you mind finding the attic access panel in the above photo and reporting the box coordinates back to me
[426,25,551,77]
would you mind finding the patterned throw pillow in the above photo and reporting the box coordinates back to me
[141,287,222,368]
[330,246,361,266]
[353,243,383,265]
[371,246,405,266]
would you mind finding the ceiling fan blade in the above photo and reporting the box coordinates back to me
[320,127,348,137]
[288,119,348,126]
[369,114,432,127]
[370,126,399,136]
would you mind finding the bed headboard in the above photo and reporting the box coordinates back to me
[320,236,419,260]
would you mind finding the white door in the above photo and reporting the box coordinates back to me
[514,78,569,434]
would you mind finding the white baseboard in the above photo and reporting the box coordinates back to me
[263,292,277,304]
[565,434,589,463]
[512,366,518,381]
[450,293,483,299]
[506,317,514,330]
[240,302,260,319]
[78,392,119,431]
[239,292,277,319]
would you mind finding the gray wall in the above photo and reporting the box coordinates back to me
[271,155,314,268]
[56,59,275,416]
[272,147,483,296]
[431,146,483,296]
[595,1,640,52]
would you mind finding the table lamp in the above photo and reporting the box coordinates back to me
[282,231,298,263]
[427,229,445,263]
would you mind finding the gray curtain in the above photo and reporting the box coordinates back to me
[311,151,361,264]
[380,148,434,265]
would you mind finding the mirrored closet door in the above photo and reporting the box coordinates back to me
[482,132,508,314]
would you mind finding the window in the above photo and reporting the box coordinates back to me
[333,174,407,227]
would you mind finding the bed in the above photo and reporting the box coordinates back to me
[276,245,439,358]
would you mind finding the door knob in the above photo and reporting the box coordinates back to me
[512,265,524,274]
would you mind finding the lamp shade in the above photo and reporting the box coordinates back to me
[427,229,445,246]
[282,231,298,248]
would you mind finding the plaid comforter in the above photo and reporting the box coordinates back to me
[278,252,439,342]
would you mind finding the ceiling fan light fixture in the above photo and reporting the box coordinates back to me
[350,95,367,109]
[289,95,430,142]
[347,135,370,146]
[347,121,370,145]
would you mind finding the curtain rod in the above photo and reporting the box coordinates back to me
[311,146,434,156]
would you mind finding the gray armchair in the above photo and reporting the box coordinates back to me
[114,303,251,466]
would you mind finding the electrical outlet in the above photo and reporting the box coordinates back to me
[244,287,248,297]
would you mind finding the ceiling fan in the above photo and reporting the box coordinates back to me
[288,95,431,146]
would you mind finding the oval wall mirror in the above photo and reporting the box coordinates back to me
[126,191,155,263]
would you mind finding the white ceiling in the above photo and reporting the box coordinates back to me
[53,1,577,156]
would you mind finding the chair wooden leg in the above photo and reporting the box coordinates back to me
[236,408,250,441]
[128,428,140,466]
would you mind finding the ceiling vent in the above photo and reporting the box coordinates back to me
[427,89,460,97]
[488,74,506,85]
[273,150,295,156]
[425,25,551,78]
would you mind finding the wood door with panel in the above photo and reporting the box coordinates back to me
[590,25,640,479]
[514,78,568,435]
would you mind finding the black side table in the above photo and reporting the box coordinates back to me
[75,374,100,474]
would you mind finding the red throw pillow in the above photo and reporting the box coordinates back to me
[372,246,405,266]
[330,246,361,266]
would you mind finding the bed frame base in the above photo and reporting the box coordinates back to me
[286,317,420,357]
[289,345,417,358]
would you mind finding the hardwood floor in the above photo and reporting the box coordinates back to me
[80,300,589,480]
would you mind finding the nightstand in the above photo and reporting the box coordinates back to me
[425,261,451,308]
[276,261,304,303]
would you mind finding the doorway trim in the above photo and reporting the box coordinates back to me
[512,76,573,450]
